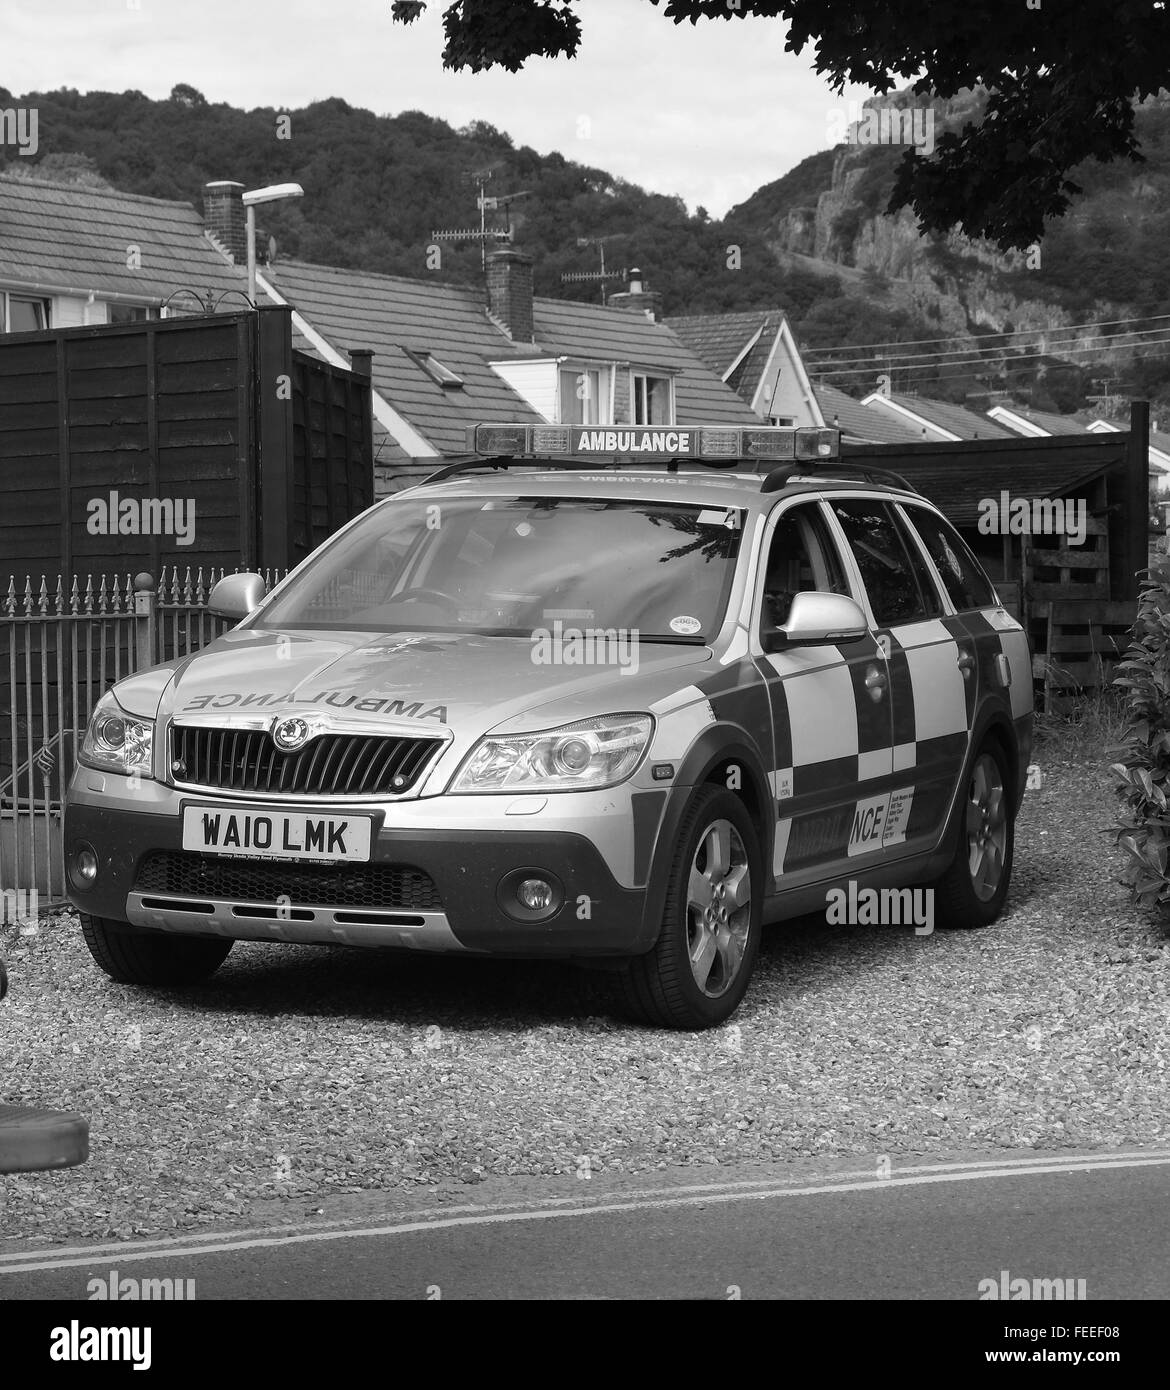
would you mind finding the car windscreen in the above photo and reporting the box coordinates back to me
[252,495,745,640]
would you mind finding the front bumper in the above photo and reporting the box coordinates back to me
[64,773,662,958]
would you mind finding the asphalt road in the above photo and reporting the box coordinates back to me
[2,1148,1167,1300]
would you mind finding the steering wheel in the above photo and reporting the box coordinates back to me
[392,587,461,617]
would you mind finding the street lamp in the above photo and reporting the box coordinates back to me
[242,183,304,306]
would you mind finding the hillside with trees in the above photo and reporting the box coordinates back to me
[2,82,1168,414]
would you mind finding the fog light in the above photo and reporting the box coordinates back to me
[497,868,564,922]
[70,843,99,891]
[517,877,553,911]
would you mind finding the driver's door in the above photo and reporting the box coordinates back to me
[753,500,896,890]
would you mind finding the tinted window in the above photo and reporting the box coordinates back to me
[903,506,996,611]
[761,504,848,630]
[831,499,931,627]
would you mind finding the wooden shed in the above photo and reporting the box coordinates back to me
[843,402,1150,705]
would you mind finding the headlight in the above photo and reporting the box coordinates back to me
[79,692,155,778]
[451,713,653,793]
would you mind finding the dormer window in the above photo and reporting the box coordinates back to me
[403,348,464,390]
[558,365,612,425]
[631,371,673,426]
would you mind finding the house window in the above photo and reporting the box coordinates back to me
[403,347,464,389]
[559,366,607,425]
[632,372,673,426]
[2,293,50,333]
[109,304,160,325]
[768,414,796,427]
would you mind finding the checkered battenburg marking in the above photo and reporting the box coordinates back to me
[766,608,1030,877]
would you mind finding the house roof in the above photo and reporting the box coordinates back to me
[813,383,925,444]
[667,310,778,376]
[667,308,797,405]
[842,435,1124,527]
[262,259,757,458]
[0,174,246,304]
[865,392,1015,441]
[987,403,1097,436]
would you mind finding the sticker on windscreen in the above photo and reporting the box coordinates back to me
[670,615,702,635]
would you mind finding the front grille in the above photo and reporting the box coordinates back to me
[135,851,443,910]
[170,725,443,797]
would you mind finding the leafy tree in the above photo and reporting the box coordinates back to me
[394,0,1170,251]
[169,84,207,108]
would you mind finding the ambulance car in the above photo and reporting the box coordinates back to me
[64,423,1032,1029]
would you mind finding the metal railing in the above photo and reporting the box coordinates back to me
[0,566,286,899]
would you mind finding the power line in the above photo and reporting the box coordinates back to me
[807,324,1170,372]
[801,310,1170,357]
[809,331,1170,380]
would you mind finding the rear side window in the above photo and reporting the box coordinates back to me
[902,506,996,611]
[830,498,935,627]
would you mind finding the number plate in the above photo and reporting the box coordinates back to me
[181,806,373,862]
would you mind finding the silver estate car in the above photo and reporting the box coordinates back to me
[65,423,1032,1029]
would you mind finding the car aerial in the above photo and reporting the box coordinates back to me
[64,422,1032,1029]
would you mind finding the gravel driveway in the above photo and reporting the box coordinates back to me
[2,758,1168,1244]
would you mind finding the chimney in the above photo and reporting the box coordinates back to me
[203,181,247,265]
[608,267,663,322]
[486,248,534,343]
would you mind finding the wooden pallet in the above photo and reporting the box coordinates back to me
[1031,599,1135,708]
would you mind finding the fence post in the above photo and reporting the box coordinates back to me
[133,572,156,671]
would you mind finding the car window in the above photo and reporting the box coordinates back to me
[760,504,848,631]
[901,505,996,611]
[831,498,934,627]
[889,508,944,618]
[254,495,744,640]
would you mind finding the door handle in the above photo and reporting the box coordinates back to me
[864,664,887,703]
[957,651,975,679]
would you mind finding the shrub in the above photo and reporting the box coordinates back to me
[1110,556,1170,908]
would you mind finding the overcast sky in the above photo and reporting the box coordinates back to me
[5,0,874,218]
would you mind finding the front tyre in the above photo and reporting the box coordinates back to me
[616,785,762,1029]
[80,914,233,985]
[933,739,1015,928]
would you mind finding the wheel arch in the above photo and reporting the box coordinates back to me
[636,729,772,952]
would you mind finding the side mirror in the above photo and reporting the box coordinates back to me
[764,591,868,652]
[208,572,267,621]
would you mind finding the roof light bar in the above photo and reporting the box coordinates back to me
[470,423,840,462]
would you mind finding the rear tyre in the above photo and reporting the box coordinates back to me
[613,785,762,1030]
[80,914,233,985]
[932,738,1014,929]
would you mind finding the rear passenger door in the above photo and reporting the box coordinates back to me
[897,502,1033,756]
[827,497,973,860]
[753,501,895,888]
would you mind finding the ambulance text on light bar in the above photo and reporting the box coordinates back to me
[470,423,840,462]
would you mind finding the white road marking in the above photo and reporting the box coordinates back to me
[2,1149,1169,1275]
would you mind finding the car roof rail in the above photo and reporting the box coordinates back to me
[760,462,920,495]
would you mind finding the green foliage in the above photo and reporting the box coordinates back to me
[1110,556,1170,910]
